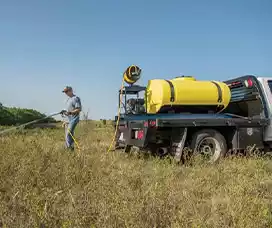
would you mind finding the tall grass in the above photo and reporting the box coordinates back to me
[0,122,272,227]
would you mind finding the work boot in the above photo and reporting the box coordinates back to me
[64,145,74,152]
[68,146,74,152]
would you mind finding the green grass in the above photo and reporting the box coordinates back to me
[1,122,272,227]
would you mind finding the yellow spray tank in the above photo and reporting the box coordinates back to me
[123,65,142,85]
[145,76,231,114]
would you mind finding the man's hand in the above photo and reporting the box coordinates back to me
[60,108,80,116]
[68,108,81,115]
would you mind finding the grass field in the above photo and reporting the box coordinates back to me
[1,121,272,228]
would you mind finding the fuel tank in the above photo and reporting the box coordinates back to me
[145,76,231,114]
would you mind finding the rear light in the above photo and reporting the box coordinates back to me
[244,79,253,88]
[149,120,156,127]
[137,130,144,139]
[144,121,148,127]
[143,120,156,127]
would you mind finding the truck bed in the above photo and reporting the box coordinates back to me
[120,113,269,128]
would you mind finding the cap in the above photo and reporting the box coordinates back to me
[62,86,72,93]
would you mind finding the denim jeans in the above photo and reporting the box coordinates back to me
[65,115,80,149]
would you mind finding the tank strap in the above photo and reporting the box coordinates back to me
[165,80,175,102]
[211,81,222,103]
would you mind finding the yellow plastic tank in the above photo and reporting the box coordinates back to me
[145,76,231,114]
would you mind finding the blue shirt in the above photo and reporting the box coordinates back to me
[66,95,82,120]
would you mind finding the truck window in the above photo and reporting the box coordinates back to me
[267,80,272,93]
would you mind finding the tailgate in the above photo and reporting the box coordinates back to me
[125,120,149,147]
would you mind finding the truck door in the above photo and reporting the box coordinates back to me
[258,77,272,141]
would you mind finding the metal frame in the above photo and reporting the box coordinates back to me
[224,75,269,118]
[118,85,146,115]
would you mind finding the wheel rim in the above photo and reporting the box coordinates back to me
[196,137,221,162]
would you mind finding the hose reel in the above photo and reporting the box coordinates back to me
[123,65,142,85]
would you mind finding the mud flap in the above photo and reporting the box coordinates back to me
[172,128,187,162]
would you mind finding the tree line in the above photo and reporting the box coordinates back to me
[0,103,56,126]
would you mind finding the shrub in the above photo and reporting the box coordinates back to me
[0,105,56,126]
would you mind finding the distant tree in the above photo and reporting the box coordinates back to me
[0,107,14,125]
[0,105,56,126]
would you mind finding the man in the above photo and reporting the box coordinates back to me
[61,86,82,151]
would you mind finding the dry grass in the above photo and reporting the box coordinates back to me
[1,122,272,228]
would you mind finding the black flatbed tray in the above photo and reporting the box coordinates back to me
[117,113,269,128]
[156,117,269,127]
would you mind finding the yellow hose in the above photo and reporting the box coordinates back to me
[67,128,81,151]
[107,78,125,152]
[123,65,141,85]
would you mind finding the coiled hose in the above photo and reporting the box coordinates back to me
[123,65,141,85]
[107,65,142,152]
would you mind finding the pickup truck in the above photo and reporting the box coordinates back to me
[114,75,272,163]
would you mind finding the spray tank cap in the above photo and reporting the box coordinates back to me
[174,75,196,80]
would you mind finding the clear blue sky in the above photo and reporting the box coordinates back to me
[0,0,271,120]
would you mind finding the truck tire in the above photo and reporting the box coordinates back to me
[190,129,227,163]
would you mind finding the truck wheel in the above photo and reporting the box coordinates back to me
[190,129,227,163]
